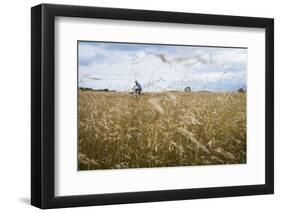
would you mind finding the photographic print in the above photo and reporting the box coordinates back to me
[78,41,247,170]
[31,5,274,208]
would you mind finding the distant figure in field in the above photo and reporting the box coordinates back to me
[184,86,191,92]
[132,80,142,97]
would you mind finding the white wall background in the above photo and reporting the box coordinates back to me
[0,0,279,212]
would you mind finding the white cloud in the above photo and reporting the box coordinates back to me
[78,42,247,92]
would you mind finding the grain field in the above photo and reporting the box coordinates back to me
[78,91,246,170]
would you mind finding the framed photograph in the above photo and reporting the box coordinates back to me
[31,3,274,209]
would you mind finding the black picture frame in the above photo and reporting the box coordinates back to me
[31,3,274,209]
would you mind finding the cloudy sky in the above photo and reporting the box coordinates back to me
[78,41,247,92]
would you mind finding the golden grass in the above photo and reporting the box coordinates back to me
[78,91,246,170]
